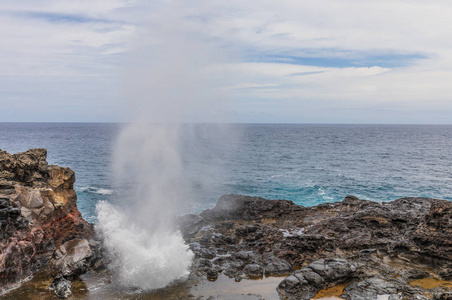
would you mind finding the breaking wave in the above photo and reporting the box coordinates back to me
[77,186,114,195]
[96,201,193,289]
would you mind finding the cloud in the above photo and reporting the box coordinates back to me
[1,0,452,123]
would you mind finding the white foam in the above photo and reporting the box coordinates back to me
[96,201,193,289]
[76,186,114,195]
[94,188,113,195]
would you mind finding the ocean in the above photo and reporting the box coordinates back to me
[1,123,451,222]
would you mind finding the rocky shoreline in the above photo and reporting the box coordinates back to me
[1,149,452,299]
[182,194,452,299]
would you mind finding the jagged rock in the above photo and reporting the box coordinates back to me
[180,194,452,300]
[200,194,304,221]
[341,277,401,300]
[243,264,263,277]
[277,258,356,300]
[262,254,293,276]
[0,148,94,293]
[53,238,93,277]
[49,276,72,299]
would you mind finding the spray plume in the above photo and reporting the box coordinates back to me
[96,0,232,290]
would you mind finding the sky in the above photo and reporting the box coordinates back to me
[1,0,452,123]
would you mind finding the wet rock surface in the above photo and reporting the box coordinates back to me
[0,149,95,295]
[49,276,72,299]
[181,194,452,299]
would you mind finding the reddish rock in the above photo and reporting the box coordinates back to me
[0,149,93,293]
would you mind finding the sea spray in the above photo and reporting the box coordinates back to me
[96,0,233,289]
[96,200,193,289]
[96,123,195,289]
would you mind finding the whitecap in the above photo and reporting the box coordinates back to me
[76,186,113,195]
[94,188,113,195]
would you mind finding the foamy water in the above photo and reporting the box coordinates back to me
[77,186,113,195]
[96,201,193,289]
[95,122,198,290]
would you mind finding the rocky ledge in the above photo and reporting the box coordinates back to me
[0,149,97,297]
[180,194,452,299]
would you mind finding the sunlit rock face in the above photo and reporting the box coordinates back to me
[0,149,93,293]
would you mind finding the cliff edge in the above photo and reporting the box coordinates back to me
[0,149,94,294]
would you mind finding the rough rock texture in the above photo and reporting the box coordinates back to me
[180,194,452,299]
[49,276,72,299]
[278,258,356,300]
[54,238,93,277]
[0,149,94,293]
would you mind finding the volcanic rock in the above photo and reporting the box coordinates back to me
[54,238,93,277]
[181,194,452,299]
[49,276,72,299]
[0,149,94,293]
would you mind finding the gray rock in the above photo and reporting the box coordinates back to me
[298,268,324,287]
[181,193,452,299]
[233,251,260,263]
[15,190,44,209]
[262,254,293,276]
[49,276,72,299]
[342,277,400,300]
[277,258,356,300]
[54,238,93,277]
[206,268,218,280]
[243,264,263,277]
[307,258,356,281]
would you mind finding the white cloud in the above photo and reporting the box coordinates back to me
[1,0,452,122]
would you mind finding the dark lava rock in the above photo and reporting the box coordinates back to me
[206,268,219,280]
[262,254,293,276]
[49,276,72,299]
[200,194,304,221]
[341,277,401,300]
[180,193,452,300]
[243,264,263,277]
[277,258,356,300]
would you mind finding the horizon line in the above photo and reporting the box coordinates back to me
[1,121,452,126]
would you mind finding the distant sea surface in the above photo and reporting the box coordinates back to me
[1,123,451,221]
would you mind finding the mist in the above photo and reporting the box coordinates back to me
[95,0,234,290]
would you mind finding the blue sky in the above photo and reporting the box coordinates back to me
[1,0,452,123]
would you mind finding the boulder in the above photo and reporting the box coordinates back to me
[49,276,72,299]
[277,258,356,300]
[53,238,93,277]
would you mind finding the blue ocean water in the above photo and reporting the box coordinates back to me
[1,123,451,221]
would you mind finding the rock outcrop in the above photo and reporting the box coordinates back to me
[3,148,451,299]
[181,194,452,299]
[0,149,94,295]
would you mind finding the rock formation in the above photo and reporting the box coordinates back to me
[2,148,451,299]
[181,194,452,299]
[0,149,94,295]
